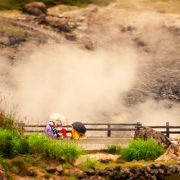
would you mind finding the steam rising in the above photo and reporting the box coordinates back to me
[0,44,137,124]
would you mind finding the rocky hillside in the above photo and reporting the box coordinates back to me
[0,0,180,124]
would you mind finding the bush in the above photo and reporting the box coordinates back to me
[0,0,113,10]
[62,163,71,169]
[122,138,166,161]
[28,134,83,163]
[0,113,17,132]
[28,134,50,154]
[0,0,55,10]
[0,128,29,157]
[85,158,98,169]
[12,136,29,155]
[0,129,15,157]
[105,145,121,154]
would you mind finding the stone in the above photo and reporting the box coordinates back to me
[156,144,180,161]
[46,167,56,173]
[65,33,76,41]
[100,159,111,164]
[23,2,47,16]
[134,126,171,148]
[27,167,36,176]
[44,16,71,32]
[85,170,96,176]
[56,165,63,174]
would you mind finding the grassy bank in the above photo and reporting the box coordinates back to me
[0,0,113,10]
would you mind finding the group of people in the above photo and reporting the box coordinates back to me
[45,113,87,140]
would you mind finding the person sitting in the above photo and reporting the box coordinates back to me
[71,122,87,140]
[52,120,67,139]
[46,121,55,140]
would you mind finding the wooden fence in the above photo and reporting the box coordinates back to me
[18,122,180,138]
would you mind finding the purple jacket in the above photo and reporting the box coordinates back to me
[46,124,55,139]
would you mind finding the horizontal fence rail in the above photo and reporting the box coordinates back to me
[18,122,180,138]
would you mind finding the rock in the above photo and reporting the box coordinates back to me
[156,144,180,161]
[27,167,36,176]
[46,167,56,173]
[100,159,111,164]
[85,170,96,176]
[44,16,71,32]
[23,2,47,16]
[84,41,94,50]
[65,32,76,41]
[134,126,171,148]
[56,165,63,175]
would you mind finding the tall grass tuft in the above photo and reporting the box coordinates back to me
[0,112,17,131]
[104,144,122,154]
[0,128,29,158]
[122,138,166,161]
[28,134,83,163]
[85,158,98,169]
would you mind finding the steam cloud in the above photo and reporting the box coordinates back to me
[0,44,137,124]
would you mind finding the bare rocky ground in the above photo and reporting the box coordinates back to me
[0,0,180,109]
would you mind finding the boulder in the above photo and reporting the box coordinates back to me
[156,144,180,162]
[23,2,47,16]
[134,126,171,148]
[44,16,71,32]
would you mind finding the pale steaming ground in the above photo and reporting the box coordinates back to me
[1,43,180,128]
[0,44,138,124]
[0,2,180,129]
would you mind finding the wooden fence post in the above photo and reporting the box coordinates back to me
[107,124,111,137]
[135,122,141,130]
[166,122,170,138]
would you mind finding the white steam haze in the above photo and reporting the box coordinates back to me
[1,43,180,126]
[0,44,138,124]
[1,5,180,128]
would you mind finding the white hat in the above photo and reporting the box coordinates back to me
[49,121,54,126]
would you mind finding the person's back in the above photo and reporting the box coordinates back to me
[46,122,55,139]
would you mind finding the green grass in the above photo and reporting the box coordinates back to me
[62,163,71,169]
[28,134,84,163]
[0,0,113,10]
[103,145,122,154]
[0,0,55,10]
[85,158,98,169]
[122,138,166,161]
[0,112,17,131]
[0,19,30,43]
[0,128,29,158]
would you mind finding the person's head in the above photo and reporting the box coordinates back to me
[48,121,54,127]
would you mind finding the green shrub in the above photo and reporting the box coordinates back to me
[0,0,113,10]
[28,134,50,154]
[0,157,8,172]
[0,129,15,157]
[62,163,71,169]
[28,134,83,163]
[58,141,83,162]
[122,138,166,161]
[105,145,121,154]
[0,0,55,10]
[12,136,29,155]
[0,113,17,131]
[0,128,28,157]
[85,158,98,169]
